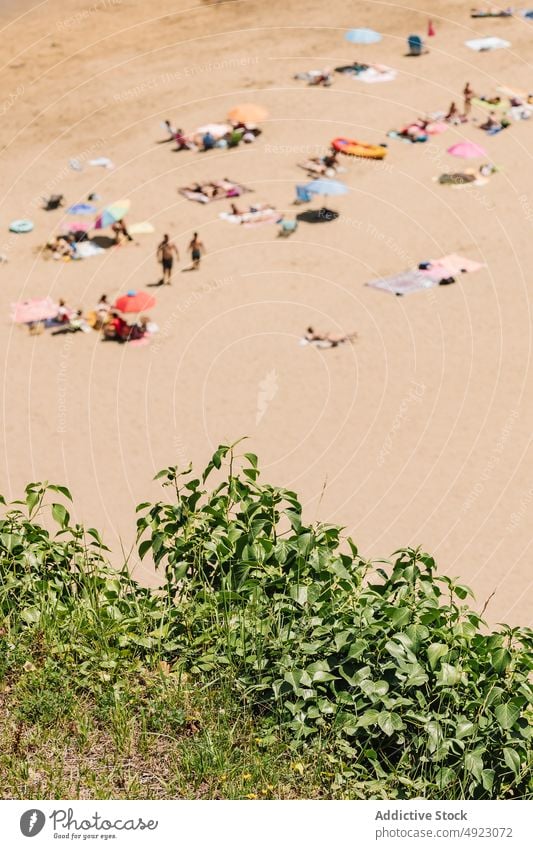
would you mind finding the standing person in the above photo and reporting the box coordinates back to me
[188,232,205,270]
[463,82,474,118]
[157,233,179,285]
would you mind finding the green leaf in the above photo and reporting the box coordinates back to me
[481,769,495,792]
[495,702,520,731]
[427,643,449,669]
[378,711,404,736]
[244,453,258,468]
[138,539,152,559]
[465,750,484,781]
[503,747,521,776]
[51,503,69,528]
[491,647,511,674]
[437,663,462,686]
[456,720,476,739]
[49,485,73,502]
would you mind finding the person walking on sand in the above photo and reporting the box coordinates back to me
[188,232,205,270]
[157,233,179,285]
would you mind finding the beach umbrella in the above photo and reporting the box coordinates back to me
[304,179,349,197]
[114,290,156,313]
[94,199,130,230]
[447,141,487,159]
[11,297,58,324]
[345,28,382,45]
[227,103,268,123]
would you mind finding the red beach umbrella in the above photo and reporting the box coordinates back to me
[114,290,156,313]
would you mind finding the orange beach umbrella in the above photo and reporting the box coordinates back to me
[227,103,268,124]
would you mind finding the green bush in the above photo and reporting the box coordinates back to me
[137,442,533,799]
[1,448,531,799]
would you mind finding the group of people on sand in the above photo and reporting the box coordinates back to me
[181,178,244,202]
[164,120,261,152]
[44,218,134,260]
[156,232,205,284]
[28,294,156,343]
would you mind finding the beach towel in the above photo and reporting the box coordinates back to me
[434,173,488,188]
[471,97,510,113]
[67,203,97,215]
[358,66,397,83]
[367,270,438,296]
[89,157,114,169]
[219,208,281,227]
[11,297,58,323]
[129,221,156,235]
[465,37,510,51]
[427,254,485,275]
[74,240,105,259]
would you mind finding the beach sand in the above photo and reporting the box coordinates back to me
[0,0,531,625]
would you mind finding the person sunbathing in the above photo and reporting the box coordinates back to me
[480,112,501,131]
[304,326,357,346]
[309,68,333,86]
[51,310,90,335]
[399,123,428,141]
[230,202,246,215]
[45,236,75,260]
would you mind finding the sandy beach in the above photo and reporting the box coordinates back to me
[0,0,532,626]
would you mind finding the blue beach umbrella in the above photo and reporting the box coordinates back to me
[345,28,382,45]
[304,179,349,197]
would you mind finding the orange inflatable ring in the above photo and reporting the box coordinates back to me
[332,137,387,159]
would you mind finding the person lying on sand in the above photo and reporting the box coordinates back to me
[294,69,333,86]
[438,164,496,185]
[51,310,91,335]
[480,112,509,133]
[300,149,340,176]
[44,236,76,260]
[304,326,357,347]
[398,122,428,142]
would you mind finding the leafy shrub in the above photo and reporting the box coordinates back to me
[137,442,533,799]
[0,484,174,682]
[1,451,531,799]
